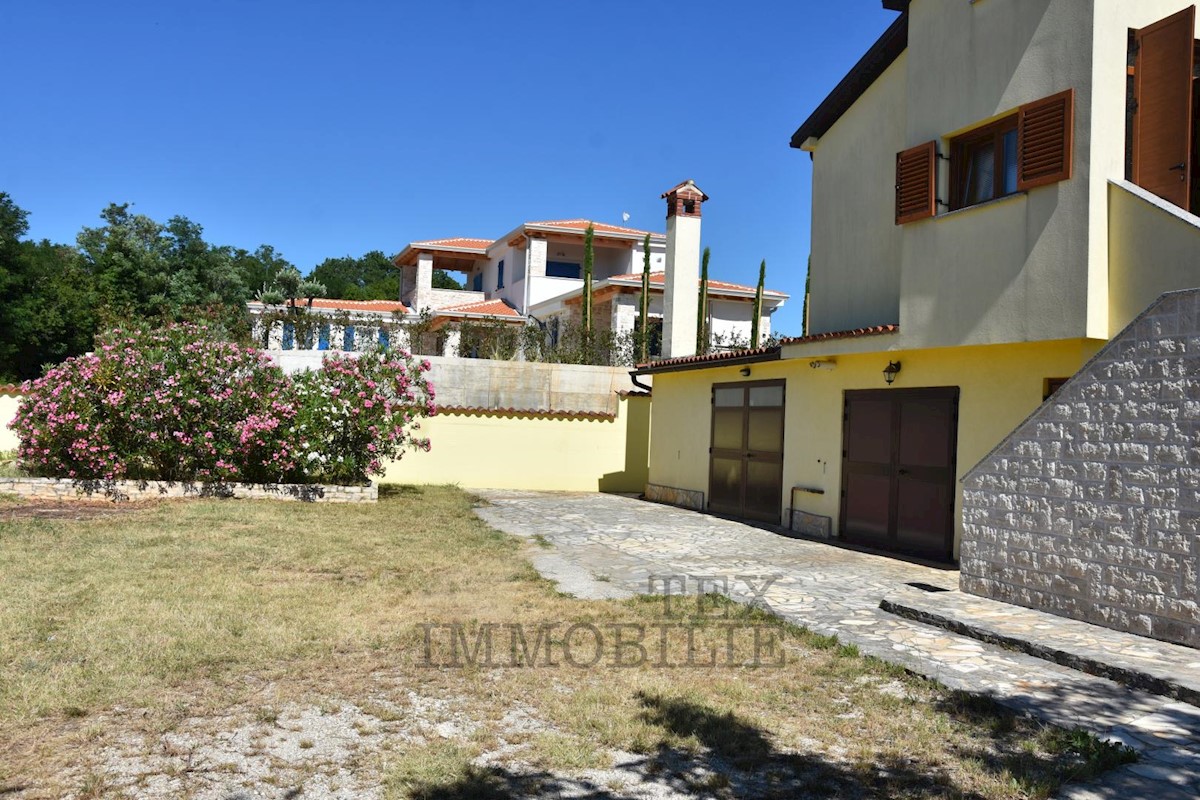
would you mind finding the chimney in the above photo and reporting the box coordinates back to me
[660,179,708,359]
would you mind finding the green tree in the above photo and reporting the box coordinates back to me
[0,195,99,380]
[581,224,595,339]
[1,241,98,380]
[432,269,463,290]
[308,250,402,300]
[275,266,302,307]
[77,203,170,315]
[697,246,710,354]
[751,259,766,348]
[232,244,293,297]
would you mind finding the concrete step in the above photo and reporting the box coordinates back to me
[880,586,1200,706]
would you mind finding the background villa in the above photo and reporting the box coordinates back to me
[249,195,786,359]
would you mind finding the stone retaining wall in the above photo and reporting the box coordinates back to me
[0,477,377,503]
[961,289,1200,648]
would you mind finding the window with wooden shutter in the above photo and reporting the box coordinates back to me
[1016,89,1074,191]
[895,140,937,225]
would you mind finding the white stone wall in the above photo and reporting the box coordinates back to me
[961,289,1200,647]
[0,477,376,503]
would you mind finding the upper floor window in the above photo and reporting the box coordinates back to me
[546,261,581,279]
[472,272,483,292]
[951,116,1018,210]
[895,89,1074,225]
[497,260,505,290]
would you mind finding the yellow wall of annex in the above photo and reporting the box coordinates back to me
[381,396,650,492]
[647,339,1104,558]
[1109,181,1200,336]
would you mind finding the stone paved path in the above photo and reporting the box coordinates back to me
[882,586,1200,707]
[475,490,1200,800]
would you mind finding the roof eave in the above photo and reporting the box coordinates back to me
[525,223,665,242]
[634,347,782,376]
[789,10,909,148]
[606,278,789,301]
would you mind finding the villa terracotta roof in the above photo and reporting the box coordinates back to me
[779,324,899,346]
[660,180,709,201]
[526,219,663,238]
[409,237,493,251]
[608,272,788,298]
[635,346,782,374]
[436,299,522,318]
[0,383,21,396]
[300,298,410,314]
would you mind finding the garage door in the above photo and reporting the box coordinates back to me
[840,388,959,562]
[709,381,785,525]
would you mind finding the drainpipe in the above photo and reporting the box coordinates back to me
[629,370,652,393]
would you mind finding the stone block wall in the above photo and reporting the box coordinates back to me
[0,477,377,503]
[961,289,1200,648]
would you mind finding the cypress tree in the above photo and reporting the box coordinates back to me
[801,257,811,336]
[582,224,595,340]
[751,259,765,348]
[697,247,710,354]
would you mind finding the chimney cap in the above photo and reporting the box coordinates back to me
[660,179,709,202]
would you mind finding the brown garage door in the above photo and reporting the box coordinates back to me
[840,388,959,562]
[709,381,785,525]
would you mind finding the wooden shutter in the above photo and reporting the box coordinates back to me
[1133,6,1195,208]
[895,141,937,224]
[1016,89,1074,191]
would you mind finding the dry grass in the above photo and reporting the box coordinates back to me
[0,485,1132,799]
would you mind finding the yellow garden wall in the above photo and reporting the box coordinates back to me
[0,394,19,453]
[381,396,651,492]
[647,339,1104,558]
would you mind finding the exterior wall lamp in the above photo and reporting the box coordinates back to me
[883,361,902,385]
[739,367,752,377]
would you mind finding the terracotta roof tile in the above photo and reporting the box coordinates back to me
[410,237,493,251]
[636,346,782,373]
[295,298,410,314]
[608,272,788,298]
[0,383,22,396]
[436,299,522,318]
[526,219,663,238]
[779,324,899,346]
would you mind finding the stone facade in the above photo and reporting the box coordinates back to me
[961,289,1200,648]
[0,477,377,503]
[644,483,704,512]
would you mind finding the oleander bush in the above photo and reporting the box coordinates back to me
[12,323,434,484]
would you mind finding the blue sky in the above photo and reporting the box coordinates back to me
[1,1,899,335]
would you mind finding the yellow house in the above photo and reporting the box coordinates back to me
[638,0,1200,563]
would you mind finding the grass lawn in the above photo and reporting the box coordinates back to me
[0,486,1132,799]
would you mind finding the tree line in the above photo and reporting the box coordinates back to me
[0,192,460,381]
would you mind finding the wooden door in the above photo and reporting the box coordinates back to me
[1133,5,1196,208]
[709,381,785,525]
[840,388,959,562]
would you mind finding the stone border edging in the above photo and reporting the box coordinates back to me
[0,477,377,503]
[880,593,1200,707]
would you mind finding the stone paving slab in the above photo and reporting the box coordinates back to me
[881,587,1200,707]
[473,490,1200,799]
